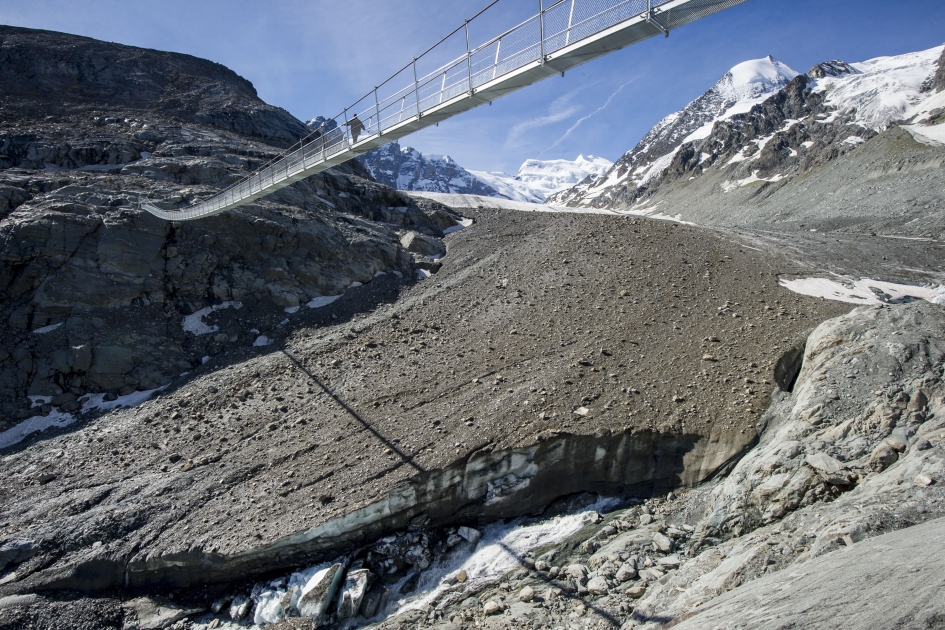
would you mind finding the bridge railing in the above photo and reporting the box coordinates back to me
[145,0,677,219]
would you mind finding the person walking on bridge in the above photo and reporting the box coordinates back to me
[345,113,366,144]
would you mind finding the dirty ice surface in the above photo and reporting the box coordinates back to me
[182,301,242,335]
[0,387,164,450]
[780,276,945,305]
[408,192,691,224]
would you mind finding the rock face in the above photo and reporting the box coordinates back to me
[668,517,945,630]
[0,26,460,427]
[0,25,308,148]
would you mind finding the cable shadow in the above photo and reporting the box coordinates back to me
[280,349,425,474]
[491,540,624,628]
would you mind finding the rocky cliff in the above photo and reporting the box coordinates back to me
[0,26,458,426]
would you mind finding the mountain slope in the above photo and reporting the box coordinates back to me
[549,46,945,239]
[357,141,501,197]
[470,155,612,203]
[549,56,797,205]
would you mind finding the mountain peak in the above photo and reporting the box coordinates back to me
[718,56,799,101]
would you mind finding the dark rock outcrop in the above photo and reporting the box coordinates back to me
[0,26,459,426]
[0,25,308,147]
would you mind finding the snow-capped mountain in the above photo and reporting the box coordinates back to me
[356,141,501,197]
[470,155,612,203]
[548,56,798,205]
[548,46,945,210]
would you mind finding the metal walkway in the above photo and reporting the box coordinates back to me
[141,0,748,220]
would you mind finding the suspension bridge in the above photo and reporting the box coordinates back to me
[141,0,748,220]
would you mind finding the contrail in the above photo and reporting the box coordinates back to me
[540,76,640,156]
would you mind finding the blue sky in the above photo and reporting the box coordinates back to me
[1,0,944,173]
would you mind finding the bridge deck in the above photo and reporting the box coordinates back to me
[142,0,748,221]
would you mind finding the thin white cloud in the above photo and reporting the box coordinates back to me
[503,89,581,149]
[540,76,640,156]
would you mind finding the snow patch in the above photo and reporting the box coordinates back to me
[182,302,242,335]
[810,45,944,130]
[780,276,945,305]
[442,218,473,235]
[33,322,63,334]
[903,123,945,146]
[306,295,341,309]
[470,155,612,203]
[0,387,165,450]
[415,269,432,280]
[722,170,785,192]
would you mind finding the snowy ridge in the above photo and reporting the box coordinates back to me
[357,142,501,197]
[549,56,798,205]
[551,44,945,210]
[811,45,944,131]
[470,155,612,203]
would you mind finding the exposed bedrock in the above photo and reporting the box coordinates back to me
[35,424,752,591]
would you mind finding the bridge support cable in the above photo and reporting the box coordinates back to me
[141,0,749,221]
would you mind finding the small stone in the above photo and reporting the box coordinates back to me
[457,526,481,544]
[702,354,717,361]
[573,406,590,416]
[915,439,931,451]
[652,532,673,553]
[534,560,549,572]
[915,474,934,487]
[519,586,535,602]
[37,473,56,484]
[586,576,609,595]
[615,563,637,583]
[455,569,467,583]
[657,554,681,569]
[483,600,503,616]
[565,564,588,580]
[626,585,647,599]
[639,514,654,526]
[869,443,899,472]
[544,588,558,601]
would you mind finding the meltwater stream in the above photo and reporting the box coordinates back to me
[195,497,620,629]
[388,497,622,617]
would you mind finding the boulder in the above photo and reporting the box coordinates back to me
[400,231,446,257]
[122,597,203,630]
[297,563,345,620]
[869,443,899,472]
[336,568,373,619]
[805,452,852,485]
[457,526,481,544]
